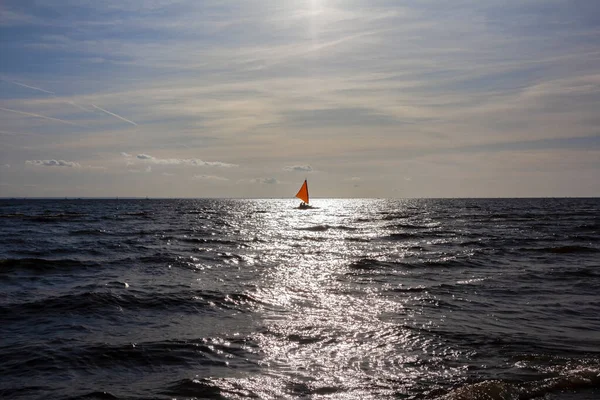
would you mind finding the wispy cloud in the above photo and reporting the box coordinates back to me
[26,159,81,167]
[127,166,152,173]
[249,177,280,185]
[284,165,313,172]
[91,104,138,126]
[24,159,107,170]
[193,174,228,181]
[136,154,238,167]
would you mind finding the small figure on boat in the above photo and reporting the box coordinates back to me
[299,202,309,209]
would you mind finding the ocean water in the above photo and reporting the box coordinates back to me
[0,198,599,400]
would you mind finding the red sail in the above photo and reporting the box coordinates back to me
[295,180,309,204]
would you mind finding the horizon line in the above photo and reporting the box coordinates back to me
[1,196,598,200]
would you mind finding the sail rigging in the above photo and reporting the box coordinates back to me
[295,180,309,204]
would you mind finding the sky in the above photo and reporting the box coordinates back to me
[0,0,599,198]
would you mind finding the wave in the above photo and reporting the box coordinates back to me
[387,279,486,295]
[347,257,481,274]
[69,229,112,236]
[178,237,245,247]
[544,266,600,279]
[0,213,26,218]
[121,211,150,217]
[383,230,460,241]
[458,240,489,247]
[96,211,154,221]
[163,376,346,399]
[523,245,599,254]
[68,391,120,400]
[347,258,406,271]
[296,224,358,232]
[387,285,429,293]
[0,212,86,221]
[381,213,412,221]
[436,366,600,399]
[344,236,372,242]
[574,222,600,232]
[1,289,263,320]
[0,386,55,399]
[0,258,99,274]
[4,337,259,383]
[134,252,245,269]
[161,378,223,398]
[386,222,431,229]
[13,247,105,257]
[384,232,421,240]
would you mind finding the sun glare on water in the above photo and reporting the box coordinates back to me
[213,199,453,398]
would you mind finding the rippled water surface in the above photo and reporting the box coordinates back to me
[1,198,599,399]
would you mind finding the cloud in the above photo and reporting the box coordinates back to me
[193,174,228,181]
[136,154,238,167]
[26,159,81,167]
[121,152,132,157]
[127,166,151,173]
[24,160,105,170]
[284,165,313,172]
[250,177,280,185]
[344,177,362,187]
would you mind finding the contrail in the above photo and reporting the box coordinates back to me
[0,106,80,126]
[4,79,93,113]
[67,101,93,113]
[6,80,55,94]
[91,104,138,126]
[0,130,18,136]
[0,129,36,137]
[3,79,139,126]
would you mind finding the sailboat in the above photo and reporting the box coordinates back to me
[295,179,313,209]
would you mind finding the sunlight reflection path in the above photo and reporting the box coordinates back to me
[219,199,467,399]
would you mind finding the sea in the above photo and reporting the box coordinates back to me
[1,198,599,400]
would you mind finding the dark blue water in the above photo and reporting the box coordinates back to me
[1,198,599,399]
